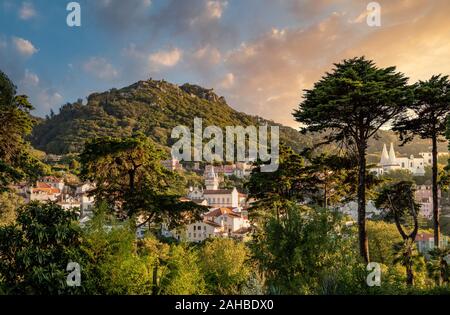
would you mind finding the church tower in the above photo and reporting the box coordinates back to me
[204,166,219,190]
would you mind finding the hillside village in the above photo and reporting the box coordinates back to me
[9,146,450,254]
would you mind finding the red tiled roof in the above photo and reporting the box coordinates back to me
[415,233,434,241]
[204,208,241,218]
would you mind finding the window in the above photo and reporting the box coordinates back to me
[193,226,196,231]
[222,198,225,204]
[194,233,196,238]
[204,226,206,230]
[189,233,191,238]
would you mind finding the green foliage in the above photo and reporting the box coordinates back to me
[0,191,23,226]
[81,210,152,294]
[158,244,205,295]
[294,56,412,263]
[80,133,207,225]
[31,80,310,155]
[250,203,361,294]
[367,221,403,265]
[294,57,411,148]
[0,202,83,294]
[199,238,251,295]
[396,75,450,142]
[381,169,414,184]
[0,71,49,191]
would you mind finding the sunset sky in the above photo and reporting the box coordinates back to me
[1,0,450,127]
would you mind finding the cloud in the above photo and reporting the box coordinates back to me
[205,1,228,19]
[214,0,450,127]
[91,0,152,31]
[35,89,63,113]
[22,69,39,86]
[83,57,119,80]
[149,0,235,48]
[218,72,234,89]
[193,45,222,65]
[149,48,183,68]
[12,37,38,57]
[19,2,36,20]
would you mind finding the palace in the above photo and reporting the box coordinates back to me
[370,143,437,176]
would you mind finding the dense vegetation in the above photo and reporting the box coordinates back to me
[2,58,450,295]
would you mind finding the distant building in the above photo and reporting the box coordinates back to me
[415,185,441,219]
[370,143,432,176]
[415,233,449,255]
[163,207,251,242]
[203,188,240,208]
[26,182,61,202]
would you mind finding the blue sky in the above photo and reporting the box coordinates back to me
[1,0,450,127]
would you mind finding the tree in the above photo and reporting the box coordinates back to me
[374,181,421,285]
[0,71,48,191]
[158,244,205,295]
[427,247,450,285]
[250,202,359,294]
[199,238,251,294]
[0,202,83,294]
[245,145,317,221]
[80,133,207,226]
[294,57,411,262]
[395,75,450,253]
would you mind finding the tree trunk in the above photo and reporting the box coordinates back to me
[406,262,414,286]
[357,147,370,263]
[431,135,440,249]
[152,264,158,295]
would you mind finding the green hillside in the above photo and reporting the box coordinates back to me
[30,79,317,155]
[30,79,448,158]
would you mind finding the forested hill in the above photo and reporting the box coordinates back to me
[30,79,448,157]
[30,79,316,154]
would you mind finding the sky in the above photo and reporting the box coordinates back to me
[1,0,450,128]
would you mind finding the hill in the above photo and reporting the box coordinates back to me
[30,79,448,159]
[30,79,317,155]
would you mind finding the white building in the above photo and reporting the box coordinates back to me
[40,176,65,192]
[26,182,61,202]
[371,143,427,176]
[164,207,251,243]
[76,182,96,216]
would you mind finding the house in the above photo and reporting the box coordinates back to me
[415,233,449,255]
[203,188,240,208]
[76,182,96,216]
[162,207,251,243]
[40,176,65,192]
[25,182,61,202]
[415,185,441,219]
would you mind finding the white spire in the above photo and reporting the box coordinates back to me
[388,143,397,164]
[380,144,389,165]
